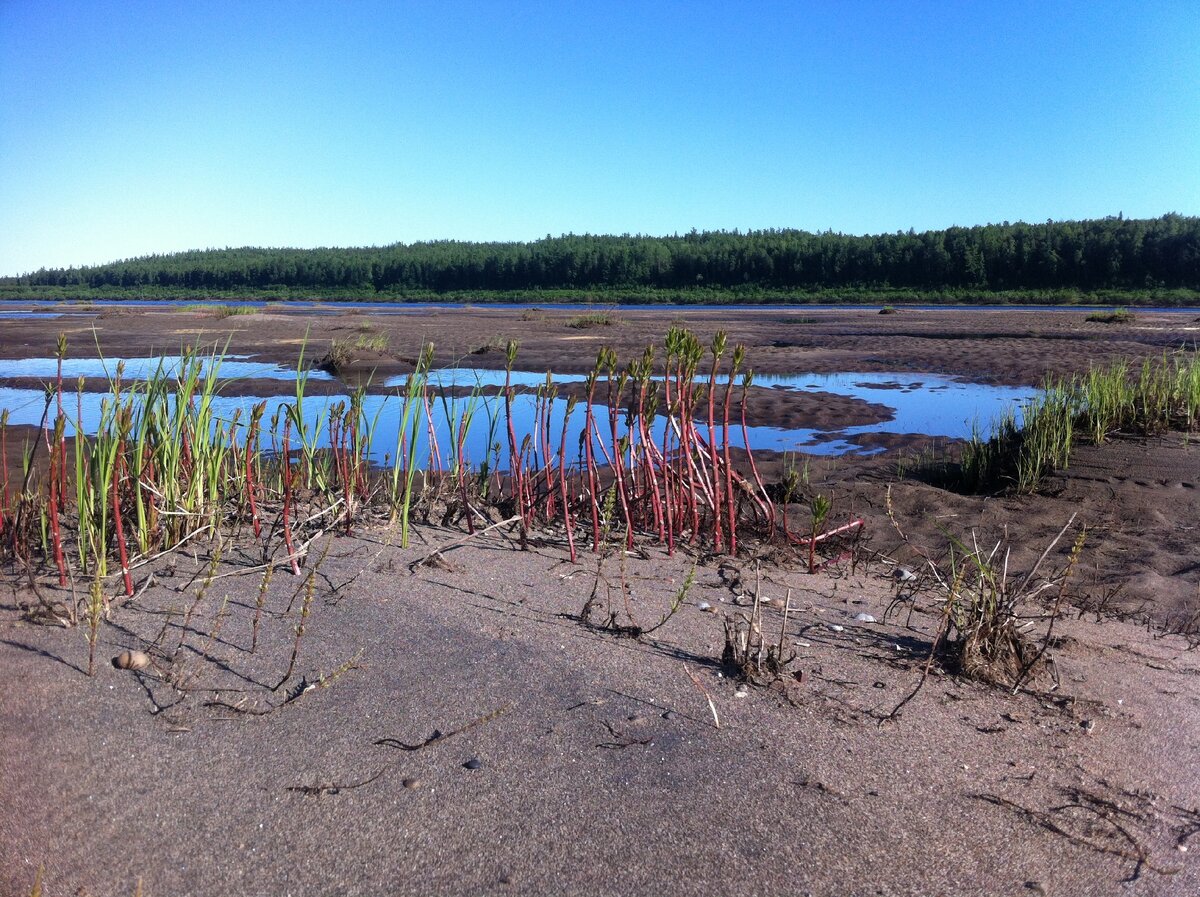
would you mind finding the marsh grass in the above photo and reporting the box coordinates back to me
[326,332,390,370]
[957,351,1200,493]
[182,303,259,318]
[1085,307,1134,324]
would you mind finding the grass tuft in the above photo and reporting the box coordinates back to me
[566,311,618,329]
[1084,307,1134,324]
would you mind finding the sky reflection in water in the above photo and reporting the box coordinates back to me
[0,362,1037,465]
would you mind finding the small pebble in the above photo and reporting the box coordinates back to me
[697,601,714,613]
[854,613,877,623]
[463,757,483,770]
[402,777,422,790]
[828,624,845,633]
[112,650,151,671]
[734,689,748,698]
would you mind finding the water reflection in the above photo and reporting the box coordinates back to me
[0,367,1037,463]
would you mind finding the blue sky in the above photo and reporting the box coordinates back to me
[1,0,1197,275]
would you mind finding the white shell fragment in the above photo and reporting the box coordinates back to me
[828,624,845,633]
[854,613,878,623]
[892,567,917,582]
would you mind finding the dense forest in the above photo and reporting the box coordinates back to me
[4,215,1199,304]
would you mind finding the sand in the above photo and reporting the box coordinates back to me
[3,528,1199,896]
[2,303,1199,895]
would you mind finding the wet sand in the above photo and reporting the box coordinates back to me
[2,302,1196,384]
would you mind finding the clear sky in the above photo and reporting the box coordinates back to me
[1,0,1197,275]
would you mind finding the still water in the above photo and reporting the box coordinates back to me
[0,355,1036,463]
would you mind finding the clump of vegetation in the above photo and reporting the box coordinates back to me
[325,332,391,370]
[886,500,1086,718]
[355,331,389,352]
[957,351,1200,493]
[469,336,506,355]
[566,311,618,329]
[878,305,899,315]
[182,303,258,318]
[1085,307,1134,323]
[721,565,794,684]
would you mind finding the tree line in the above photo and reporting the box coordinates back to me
[6,215,1198,298]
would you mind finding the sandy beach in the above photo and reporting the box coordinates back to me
[2,303,1198,896]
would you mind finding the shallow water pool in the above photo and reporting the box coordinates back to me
[0,360,1037,463]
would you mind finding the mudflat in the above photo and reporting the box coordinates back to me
[1,303,1198,896]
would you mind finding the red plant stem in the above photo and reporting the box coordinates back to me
[338,414,354,535]
[556,404,576,562]
[636,383,664,541]
[501,370,527,532]
[245,415,263,539]
[539,390,556,519]
[180,430,192,478]
[721,371,738,554]
[423,392,443,475]
[0,422,9,535]
[678,374,702,540]
[640,424,668,541]
[684,424,718,512]
[112,443,133,597]
[705,362,724,551]
[583,380,601,551]
[788,518,866,547]
[738,403,775,539]
[281,419,300,575]
[55,356,67,511]
[659,378,676,554]
[605,377,634,548]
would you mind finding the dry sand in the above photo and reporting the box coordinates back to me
[2,527,1199,897]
